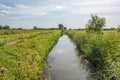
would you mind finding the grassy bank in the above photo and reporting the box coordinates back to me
[66,30,120,80]
[0,30,61,80]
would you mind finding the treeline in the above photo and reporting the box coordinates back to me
[33,26,59,30]
[68,28,119,30]
[0,25,10,30]
[0,25,25,30]
[0,25,59,30]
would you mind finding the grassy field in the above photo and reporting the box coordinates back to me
[0,30,37,35]
[66,30,120,80]
[0,30,61,80]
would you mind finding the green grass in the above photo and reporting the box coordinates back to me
[0,30,61,80]
[0,30,37,35]
[0,30,55,47]
[66,30,120,80]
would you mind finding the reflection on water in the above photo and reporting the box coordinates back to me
[45,35,96,80]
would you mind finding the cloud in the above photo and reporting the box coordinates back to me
[15,4,28,9]
[0,3,12,10]
[0,3,12,16]
[0,10,10,14]
[0,3,52,17]
[10,4,66,17]
[1,0,120,16]
[56,6,63,10]
[13,4,51,16]
[68,6,120,15]
[71,0,120,6]
[59,0,120,15]
[0,0,120,28]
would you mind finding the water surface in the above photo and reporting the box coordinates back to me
[46,35,94,80]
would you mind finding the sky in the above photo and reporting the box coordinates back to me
[0,0,120,29]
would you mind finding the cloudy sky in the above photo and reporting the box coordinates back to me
[0,0,120,29]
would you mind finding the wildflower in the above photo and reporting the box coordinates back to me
[18,61,23,66]
[24,52,31,55]
[0,67,7,73]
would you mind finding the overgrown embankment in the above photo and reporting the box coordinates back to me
[0,30,61,80]
[66,30,120,80]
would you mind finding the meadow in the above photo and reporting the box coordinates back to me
[66,30,120,80]
[0,30,61,80]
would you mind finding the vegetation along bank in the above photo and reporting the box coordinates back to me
[0,30,61,80]
[66,30,120,80]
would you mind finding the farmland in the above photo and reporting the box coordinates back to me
[66,30,120,80]
[0,30,61,80]
[0,29,120,80]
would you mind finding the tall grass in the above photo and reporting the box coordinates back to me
[66,30,120,80]
[0,31,42,46]
[0,30,61,80]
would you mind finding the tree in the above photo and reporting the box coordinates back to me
[86,15,105,32]
[64,27,67,30]
[58,24,64,30]
[110,28,116,30]
[33,26,37,30]
[3,25,10,29]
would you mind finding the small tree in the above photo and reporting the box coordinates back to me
[64,27,67,30]
[33,26,37,30]
[86,15,105,32]
[58,24,64,30]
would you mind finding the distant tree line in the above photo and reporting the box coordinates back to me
[0,25,10,30]
[33,26,59,30]
[0,25,59,30]
[1,22,119,31]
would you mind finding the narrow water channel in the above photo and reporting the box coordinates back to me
[45,35,94,80]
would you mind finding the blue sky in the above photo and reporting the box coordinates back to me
[0,0,120,29]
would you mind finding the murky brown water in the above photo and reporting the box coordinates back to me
[45,35,95,80]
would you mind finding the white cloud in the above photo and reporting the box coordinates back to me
[15,4,28,9]
[71,0,120,6]
[59,0,120,15]
[0,10,11,14]
[31,12,50,16]
[56,6,63,10]
[13,5,51,16]
[68,6,120,15]
[0,3,12,16]
[0,3,51,16]
[0,3,12,10]
[0,0,120,28]
[10,4,67,17]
